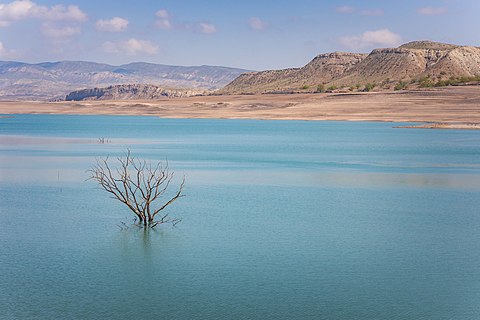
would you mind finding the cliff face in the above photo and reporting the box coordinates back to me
[336,42,480,85]
[65,84,205,101]
[222,41,480,93]
[426,46,480,78]
[221,52,366,94]
[334,47,450,85]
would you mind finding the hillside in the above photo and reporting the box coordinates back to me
[65,84,204,101]
[0,61,248,101]
[336,41,480,86]
[221,41,480,94]
[221,52,366,94]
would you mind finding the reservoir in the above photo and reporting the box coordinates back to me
[1,114,480,319]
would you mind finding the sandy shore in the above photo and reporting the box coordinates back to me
[1,86,479,128]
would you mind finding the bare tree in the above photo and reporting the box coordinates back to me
[89,150,185,228]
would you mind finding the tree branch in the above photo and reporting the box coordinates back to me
[89,150,185,227]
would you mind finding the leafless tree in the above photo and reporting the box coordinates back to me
[89,150,185,228]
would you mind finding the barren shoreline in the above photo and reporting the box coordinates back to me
[1,86,479,129]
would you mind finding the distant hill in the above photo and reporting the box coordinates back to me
[222,52,366,94]
[65,84,204,101]
[221,41,480,94]
[0,61,248,100]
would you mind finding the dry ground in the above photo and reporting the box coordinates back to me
[1,86,479,128]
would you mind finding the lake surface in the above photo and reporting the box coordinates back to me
[1,114,480,320]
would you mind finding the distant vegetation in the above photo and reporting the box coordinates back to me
[412,74,480,88]
[434,75,480,87]
[288,74,480,95]
[418,76,435,88]
[394,81,408,91]
[363,83,376,92]
[316,84,325,93]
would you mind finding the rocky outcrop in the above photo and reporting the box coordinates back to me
[222,40,480,93]
[65,84,205,101]
[425,46,480,78]
[333,47,448,85]
[399,40,459,50]
[335,41,480,86]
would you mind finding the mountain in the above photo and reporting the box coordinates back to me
[221,41,480,94]
[334,41,480,86]
[221,52,366,94]
[65,84,204,101]
[0,60,248,100]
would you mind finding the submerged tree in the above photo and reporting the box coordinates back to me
[89,150,185,228]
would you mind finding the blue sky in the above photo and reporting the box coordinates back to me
[0,0,479,70]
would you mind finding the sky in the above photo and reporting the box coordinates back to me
[0,0,479,70]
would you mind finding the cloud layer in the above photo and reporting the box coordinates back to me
[336,5,384,16]
[102,38,159,56]
[248,17,267,30]
[336,5,355,13]
[0,0,86,26]
[417,7,447,16]
[155,9,172,30]
[41,23,80,40]
[339,29,402,50]
[96,17,129,32]
[198,22,216,34]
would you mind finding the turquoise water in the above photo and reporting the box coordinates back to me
[1,114,480,319]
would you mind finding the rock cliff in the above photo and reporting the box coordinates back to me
[65,84,204,101]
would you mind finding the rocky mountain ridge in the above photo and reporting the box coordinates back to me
[0,60,248,100]
[222,52,366,94]
[221,41,480,94]
[65,84,204,101]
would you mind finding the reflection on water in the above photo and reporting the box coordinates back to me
[1,115,480,320]
[189,169,480,189]
[116,226,171,263]
[3,159,480,189]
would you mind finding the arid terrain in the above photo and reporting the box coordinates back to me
[221,41,480,95]
[0,61,247,101]
[1,86,479,129]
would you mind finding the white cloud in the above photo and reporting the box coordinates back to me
[360,9,384,16]
[339,29,402,50]
[41,4,86,21]
[0,0,86,26]
[102,38,159,56]
[0,0,35,23]
[198,22,216,34]
[336,5,355,13]
[417,7,447,16]
[0,40,16,58]
[336,6,384,16]
[155,9,172,30]
[155,18,171,29]
[155,9,169,19]
[41,22,81,41]
[248,17,267,30]
[96,17,129,32]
